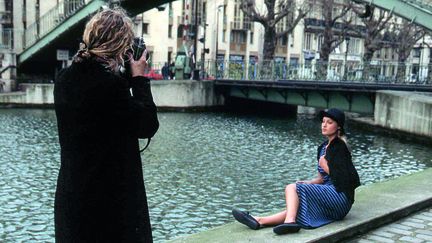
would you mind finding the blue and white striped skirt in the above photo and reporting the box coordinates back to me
[295,183,352,228]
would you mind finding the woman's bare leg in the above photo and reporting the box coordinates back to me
[254,210,286,226]
[253,183,299,226]
[284,183,299,223]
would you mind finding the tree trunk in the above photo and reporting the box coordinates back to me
[396,52,409,83]
[260,26,277,79]
[428,63,432,84]
[396,63,406,83]
[362,50,374,82]
[263,27,277,61]
[317,21,334,80]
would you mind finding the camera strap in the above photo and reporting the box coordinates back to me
[139,138,151,153]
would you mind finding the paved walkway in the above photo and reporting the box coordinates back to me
[348,207,432,243]
[169,168,432,243]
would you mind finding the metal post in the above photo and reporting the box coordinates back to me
[344,37,350,81]
[193,0,199,80]
[215,5,223,78]
[201,23,207,79]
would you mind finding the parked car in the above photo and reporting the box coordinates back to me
[144,69,163,80]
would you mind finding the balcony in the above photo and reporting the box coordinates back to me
[276,45,287,55]
[230,17,252,31]
[230,42,246,53]
[304,18,366,35]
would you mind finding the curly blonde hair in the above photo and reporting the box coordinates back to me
[74,8,134,72]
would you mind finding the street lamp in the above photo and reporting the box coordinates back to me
[215,4,224,78]
[344,36,351,80]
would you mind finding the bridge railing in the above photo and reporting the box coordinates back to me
[200,60,432,85]
[23,0,87,50]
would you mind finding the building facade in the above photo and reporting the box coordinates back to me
[142,0,432,81]
[0,0,431,91]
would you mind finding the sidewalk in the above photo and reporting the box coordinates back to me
[348,207,432,243]
[169,168,432,243]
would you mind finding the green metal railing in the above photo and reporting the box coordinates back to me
[24,0,87,49]
[403,0,432,14]
[196,60,432,85]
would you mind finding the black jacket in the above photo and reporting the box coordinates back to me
[318,137,360,204]
[54,59,159,242]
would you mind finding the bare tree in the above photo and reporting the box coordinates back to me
[319,1,350,61]
[240,0,308,61]
[312,0,352,79]
[351,4,392,80]
[385,20,426,82]
[352,5,392,63]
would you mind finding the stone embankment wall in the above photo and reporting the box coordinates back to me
[375,91,432,138]
[0,80,220,109]
[150,80,221,109]
[0,83,54,106]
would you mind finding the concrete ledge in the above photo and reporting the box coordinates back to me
[151,80,220,108]
[169,168,432,243]
[0,80,221,110]
[375,91,432,138]
[350,117,432,146]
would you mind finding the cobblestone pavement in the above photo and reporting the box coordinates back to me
[347,207,432,243]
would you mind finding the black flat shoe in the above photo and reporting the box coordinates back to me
[273,223,301,234]
[232,208,260,230]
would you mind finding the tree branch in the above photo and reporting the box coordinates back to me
[240,0,268,27]
[276,7,307,38]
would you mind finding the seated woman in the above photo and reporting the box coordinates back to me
[232,108,360,235]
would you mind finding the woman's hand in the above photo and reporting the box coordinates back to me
[129,50,149,77]
[296,180,310,184]
[319,156,330,174]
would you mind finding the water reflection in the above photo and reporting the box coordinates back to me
[0,110,430,242]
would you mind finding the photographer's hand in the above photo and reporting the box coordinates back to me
[129,50,148,77]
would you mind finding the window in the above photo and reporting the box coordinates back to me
[412,48,421,58]
[177,25,184,38]
[305,33,312,50]
[289,57,299,67]
[290,33,294,47]
[23,0,27,28]
[348,38,360,54]
[223,5,227,20]
[250,32,254,44]
[230,30,246,44]
[168,51,172,64]
[168,24,173,38]
[202,2,207,24]
[317,35,323,51]
[142,23,149,35]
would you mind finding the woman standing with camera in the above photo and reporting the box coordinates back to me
[54,8,159,242]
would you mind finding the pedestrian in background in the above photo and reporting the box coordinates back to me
[54,8,159,242]
[162,62,169,80]
[169,61,175,80]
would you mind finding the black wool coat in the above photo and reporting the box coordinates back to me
[318,137,361,204]
[54,59,159,242]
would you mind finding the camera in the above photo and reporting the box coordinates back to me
[122,36,150,78]
[131,36,150,61]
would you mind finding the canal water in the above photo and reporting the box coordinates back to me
[0,109,431,242]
